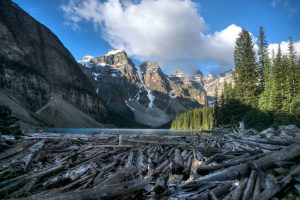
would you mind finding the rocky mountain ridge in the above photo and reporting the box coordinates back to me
[0,0,107,128]
[0,0,232,128]
[202,70,234,104]
[79,51,207,127]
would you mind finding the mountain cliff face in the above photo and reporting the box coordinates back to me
[0,0,107,127]
[201,70,234,104]
[0,0,210,128]
[80,51,207,127]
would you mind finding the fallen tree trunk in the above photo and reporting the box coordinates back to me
[181,163,249,188]
[172,149,184,175]
[251,143,300,170]
[21,179,150,200]
[222,178,248,200]
[98,166,138,186]
[153,176,166,194]
[254,164,300,200]
[241,169,256,200]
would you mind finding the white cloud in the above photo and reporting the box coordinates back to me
[269,40,300,58]
[61,0,243,74]
[61,0,299,75]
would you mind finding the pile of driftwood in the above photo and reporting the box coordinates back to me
[0,126,300,200]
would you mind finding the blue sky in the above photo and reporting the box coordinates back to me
[13,0,300,75]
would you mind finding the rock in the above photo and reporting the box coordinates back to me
[80,53,208,127]
[201,70,234,105]
[169,70,206,107]
[81,50,139,114]
[0,0,107,126]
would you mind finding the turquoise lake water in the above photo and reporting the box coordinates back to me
[43,128,205,135]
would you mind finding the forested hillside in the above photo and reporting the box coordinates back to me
[172,27,300,130]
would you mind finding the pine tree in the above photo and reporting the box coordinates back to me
[296,59,300,97]
[288,37,297,97]
[257,26,268,94]
[282,55,292,112]
[234,29,258,107]
[258,56,273,110]
[170,107,213,130]
[272,45,284,112]
[213,86,219,127]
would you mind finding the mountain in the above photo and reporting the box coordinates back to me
[36,95,104,128]
[0,0,209,128]
[79,52,207,127]
[0,0,107,128]
[202,70,234,105]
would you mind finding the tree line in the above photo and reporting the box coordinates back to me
[171,107,213,130]
[172,26,300,130]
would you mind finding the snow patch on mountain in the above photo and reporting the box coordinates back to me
[92,72,101,81]
[78,56,95,68]
[168,90,175,98]
[125,100,136,111]
[106,49,123,56]
[136,66,155,108]
[97,63,107,67]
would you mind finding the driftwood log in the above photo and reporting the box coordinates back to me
[0,126,300,199]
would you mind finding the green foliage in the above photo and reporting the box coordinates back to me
[171,26,300,131]
[282,192,300,200]
[258,56,273,110]
[234,29,258,107]
[215,27,300,130]
[257,26,268,94]
[171,107,213,130]
[212,87,219,127]
[290,96,300,119]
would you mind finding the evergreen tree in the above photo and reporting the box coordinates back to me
[258,56,273,110]
[213,86,219,127]
[288,37,297,97]
[296,59,300,97]
[257,26,268,94]
[272,45,284,112]
[234,29,258,107]
[171,107,213,130]
[281,55,292,112]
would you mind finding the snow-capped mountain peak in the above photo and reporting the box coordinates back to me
[78,56,95,68]
[79,49,208,127]
[82,55,94,61]
[105,49,124,56]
